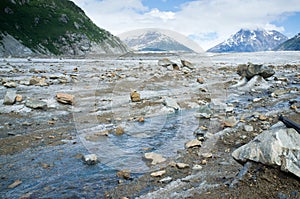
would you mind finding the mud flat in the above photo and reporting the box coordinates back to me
[0,51,299,198]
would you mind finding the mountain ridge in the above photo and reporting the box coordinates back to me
[207,29,288,53]
[0,0,128,57]
[275,33,300,51]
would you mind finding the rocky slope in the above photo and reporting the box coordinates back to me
[120,29,195,52]
[0,0,128,57]
[208,29,288,53]
[275,33,300,51]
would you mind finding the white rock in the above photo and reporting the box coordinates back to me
[232,122,300,177]
[3,90,16,105]
[176,163,189,169]
[192,165,203,170]
[144,152,166,165]
[82,154,98,165]
[163,97,180,111]
[244,125,254,132]
[151,170,166,177]
[185,139,201,148]
[159,176,172,183]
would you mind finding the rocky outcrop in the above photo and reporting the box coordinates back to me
[237,62,275,80]
[232,122,300,177]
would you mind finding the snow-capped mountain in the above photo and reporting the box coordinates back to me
[207,29,288,53]
[275,33,300,51]
[119,29,197,52]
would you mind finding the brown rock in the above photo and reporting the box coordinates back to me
[15,94,22,102]
[8,180,22,189]
[115,126,125,135]
[176,163,189,169]
[56,93,75,105]
[185,139,202,148]
[130,90,141,102]
[144,152,166,165]
[138,117,145,122]
[117,169,131,180]
[197,77,204,84]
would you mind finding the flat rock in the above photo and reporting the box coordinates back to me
[3,90,16,105]
[25,100,47,110]
[163,97,180,111]
[56,93,74,105]
[159,176,172,183]
[176,163,189,169]
[150,170,166,177]
[144,152,166,165]
[185,139,202,148]
[4,81,17,88]
[232,122,300,177]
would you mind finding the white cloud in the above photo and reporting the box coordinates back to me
[72,0,300,50]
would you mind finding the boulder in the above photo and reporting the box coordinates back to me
[158,58,175,67]
[29,76,48,86]
[56,93,74,105]
[237,62,275,80]
[185,139,202,148]
[181,60,195,70]
[150,170,166,177]
[232,122,300,177]
[144,152,166,165]
[25,100,47,110]
[163,97,180,111]
[4,81,17,88]
[130,90,141,102]
[82,154,98,165]
[3,90,16,105]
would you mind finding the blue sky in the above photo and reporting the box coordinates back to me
[73,0,300,49]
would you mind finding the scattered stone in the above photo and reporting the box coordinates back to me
[117,169,131,180]
[82,154,98,165]
[115,126,125,135]
[185,139,202,148]
[25,100,47,110]
[197,77,204,84]
[232,122,300,177]
[192,165,203,170]
[150,170,166,177]
[244,125,254,132]
[201,159,208,165]
[144,152,166,165]
[29,76,48,86]
[8,180,22,189]
[138,117,145,122]
[163,97,180,111]
[3,90,16,105]
[253,98,262,103]
[259,115,267,121]
[237,62,275,80]
[159,176,172,183]
[56,93,74,105]
[15,94,22,102]
[181,60,195,70]
[223,116,238,128]
[158,58,176,67]
[130,90,141,102]
[176,163,189,169]
[201,152,213,158]
[4,81,16,88]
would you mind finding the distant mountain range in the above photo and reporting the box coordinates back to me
[119,29,202,53]
[0,0,128,57]
[275,33,300,51]
[207,29,288,53]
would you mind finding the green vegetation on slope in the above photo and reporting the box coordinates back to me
[0,0,115,55]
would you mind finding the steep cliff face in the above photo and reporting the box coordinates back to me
[0,0,128,57]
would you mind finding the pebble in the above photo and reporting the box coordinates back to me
[176,163,189,169]
[201,152,213,158]
[185,139,202,148]
[159,176,172,183]
[56,93,75,105]
[244,125,254,132]
[150,170,166,177]
[192,165,203,170]
[8,180,22,189]
[115,126,125,135]
[82,154,98,165]
[117,170,131,180]
[130,90,141,102]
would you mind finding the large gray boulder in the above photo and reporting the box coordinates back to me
[232,122,300,177]
[3,90,16,105]
[237,62,275,80]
